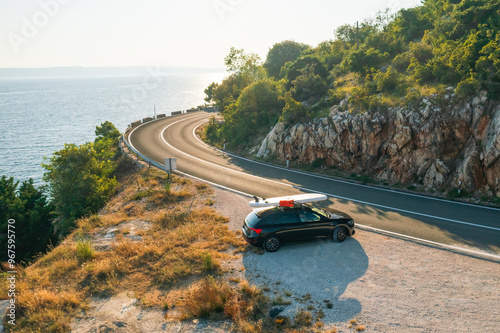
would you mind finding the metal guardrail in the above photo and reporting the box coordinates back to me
[122,110,204,171]
[122,126,165,171]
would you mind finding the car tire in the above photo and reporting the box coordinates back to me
[333,227,347,243]
[263,236,281,252]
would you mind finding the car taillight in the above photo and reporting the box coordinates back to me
[248,227,262,234]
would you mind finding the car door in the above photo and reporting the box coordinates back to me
[296,209,326,239]
[274,211,303,242]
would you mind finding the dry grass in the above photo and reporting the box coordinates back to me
[294,309,312,326]
[8,167,248,332]
[348,318,366,331]
[179,276,268,330]
[272,295,292,306]
[334,73,360,96]
[9,165,328,332]
[180,276,232,319]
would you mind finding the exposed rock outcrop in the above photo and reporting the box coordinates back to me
[256,91,500,196]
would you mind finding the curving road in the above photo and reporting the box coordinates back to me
[128,111,500,257]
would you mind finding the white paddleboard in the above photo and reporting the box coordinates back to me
[249,193,327,207]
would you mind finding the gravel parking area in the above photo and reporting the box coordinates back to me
[213,187,500,333]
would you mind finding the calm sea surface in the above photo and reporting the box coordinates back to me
[0,72,225,186]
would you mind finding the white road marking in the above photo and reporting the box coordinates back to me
[159,117,500,231]
[193,119,500,212]
[126,114,500,261]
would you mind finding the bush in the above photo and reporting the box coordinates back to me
[202,252,216,271]
[294,309,312,326]
[0,176,56,263]
[392,52,412,73]
[279,92,307,124]
[76,239,95,263]
[154,210,191,229]
[181,276,233,319]
[43,122,120,235]
[456,76,481,98]
[373,66,407,95]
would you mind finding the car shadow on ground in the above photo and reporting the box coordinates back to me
[242,236,369,322]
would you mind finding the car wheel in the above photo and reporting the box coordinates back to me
[333,227,347,243]
[263,236,281,252]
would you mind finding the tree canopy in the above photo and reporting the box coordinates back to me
[264,40,310,78]
[0,176,56,263]
[43,122,120,234]
[204,0,500,148]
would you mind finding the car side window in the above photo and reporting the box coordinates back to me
[277,212,299,224]
[298,210,321,222]
[259,215,275,227]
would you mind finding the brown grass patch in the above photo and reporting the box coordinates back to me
[294,309,312,326]
[179,276,268,327]
[8,166,252,332]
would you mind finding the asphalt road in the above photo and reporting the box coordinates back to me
[128,111,500,256]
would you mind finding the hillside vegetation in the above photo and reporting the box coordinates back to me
[1,165,262,332]
[0,121,121,265]
[204,0,500,149]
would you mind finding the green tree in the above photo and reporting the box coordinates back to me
[343,47,389,75]
[279,92,307,124]
[283,55,330,85]
[291,64,329,103]
[264,40,310,78]
[95,121,121,146]
[224,47,263,77]
[43,123,120,234]
[204,82,218,103]
[0,176,56,263]
[475,33,500,97]
[373,66,407,95]
[225,79,285,144]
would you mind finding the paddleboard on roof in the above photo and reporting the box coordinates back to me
[249,194,327,208]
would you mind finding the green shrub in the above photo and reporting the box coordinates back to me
[392,52,412,73]
[456,76,481,98]
[373,66,407,95]
[43,122,120,235]
[132,189,154,201]
[202,252,215,271]
[279,91,307,124]
[311,158,326,168]
[447,188,471,200]
[76,239,95,262]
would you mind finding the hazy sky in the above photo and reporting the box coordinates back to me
[0,0,422,69]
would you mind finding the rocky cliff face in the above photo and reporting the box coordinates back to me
[255,89,500,197]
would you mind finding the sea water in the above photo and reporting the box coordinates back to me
[0,72,225,186]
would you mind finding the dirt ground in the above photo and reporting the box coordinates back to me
[70,186,499,333]
[212,187,500,333]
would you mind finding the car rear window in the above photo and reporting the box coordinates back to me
[245,212,261,228]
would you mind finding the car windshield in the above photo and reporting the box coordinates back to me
[310,206,329,218]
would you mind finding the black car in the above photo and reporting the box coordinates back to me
[241,203,355,252]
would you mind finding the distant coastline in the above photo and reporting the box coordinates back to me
[0,66,226,80]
